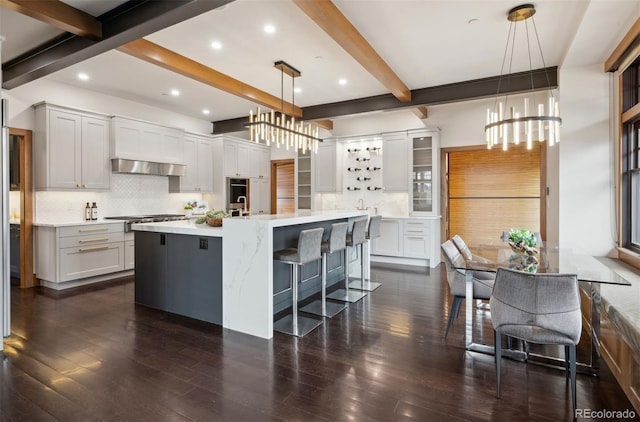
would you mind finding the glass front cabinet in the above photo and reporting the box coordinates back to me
[409,130,439,215]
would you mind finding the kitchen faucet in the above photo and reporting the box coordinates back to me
[238,196,247,215]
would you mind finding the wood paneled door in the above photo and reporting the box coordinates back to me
[443,143,546,247]
[271,159,295,214]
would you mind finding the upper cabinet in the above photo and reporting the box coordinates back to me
[249,145,271,179]
[314,140,342,192]
[169,133,214,193]
[409,130,439,215]
[34,103,110,191]
[111,116,184,164]
[223,139,251,177]
[382,134,408,191]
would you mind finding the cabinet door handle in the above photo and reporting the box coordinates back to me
[76,184,80,188]
[82,184,87,188]
[78,237,109,243]
[78,245,109,252]
[407,230,423,233]
[79,227,109,232]
[406,222,422,225]
[406,236,424,240]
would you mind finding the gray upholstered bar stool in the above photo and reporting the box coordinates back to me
[349,215,382,292]
[273,227,324,337]
[301,222,349,317]
[327,218,368,303]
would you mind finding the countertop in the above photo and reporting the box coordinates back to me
[34,219,127,227]
[132,220,223,237]
[132,211,369,235]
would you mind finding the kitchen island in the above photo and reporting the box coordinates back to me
[132,210,369,339]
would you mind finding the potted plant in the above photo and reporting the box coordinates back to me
[206,209,229,227]
[183,204,193,218]
[507,228,538,257]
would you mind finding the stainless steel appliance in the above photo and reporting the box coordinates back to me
[105,214,189,232]
[227,178,249,214]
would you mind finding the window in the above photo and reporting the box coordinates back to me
[621,59,640,253]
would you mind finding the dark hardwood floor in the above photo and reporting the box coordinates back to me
[2,264,637,421]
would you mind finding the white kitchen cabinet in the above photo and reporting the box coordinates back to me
[249,145,271,179]
[124,232,135,270]
[297,149,312,210]
[314,140,342,192]
[250,177,271,214]
[409,129,440,215]
[33,103,110,190]
[224,140,251,177]
[372,218,403,257]
[169,133,214,193]
[382,134,408,192]
[402,219,429,259]
[111,116,184,164]
[36,222,126,289]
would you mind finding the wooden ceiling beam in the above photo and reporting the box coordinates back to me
[2,0,234,90]
[313,119,334,130]
[118,39,302,118]
[293,0,411,103]
[411,106,428,120]
[212,67,558,134]
[0,0,102,39]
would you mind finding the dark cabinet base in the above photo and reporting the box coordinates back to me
[135,232,222,325]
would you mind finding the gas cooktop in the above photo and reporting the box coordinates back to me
[105,214,188,231]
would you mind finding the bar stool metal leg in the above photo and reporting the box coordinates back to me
[349,240,381,291]
[274,263,323,336]
[301,252,347,317]
[327,246,367,303]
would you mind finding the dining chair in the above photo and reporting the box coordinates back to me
[490,267,581,416]
[440,240,495,339]
[451,234,492,263]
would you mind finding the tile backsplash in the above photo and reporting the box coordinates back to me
[35,173,206,222]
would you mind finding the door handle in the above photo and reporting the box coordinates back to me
[78,245,109,252]
[78,237,109,243]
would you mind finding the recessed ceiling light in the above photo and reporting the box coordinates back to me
[264,24,276,34]
[202,109,210,115]
[77,72,89,81]
[170,89,180,96]
[294,87,302,93]
[338,78,348,86]
[210,41,223,50]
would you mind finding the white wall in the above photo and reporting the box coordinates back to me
[558,64,615,256]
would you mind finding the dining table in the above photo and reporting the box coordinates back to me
[451,243,632,375]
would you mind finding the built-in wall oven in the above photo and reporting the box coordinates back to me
[227,178,249,216]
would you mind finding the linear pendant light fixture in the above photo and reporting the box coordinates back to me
[485,4,561,151]
[246,61,321,153]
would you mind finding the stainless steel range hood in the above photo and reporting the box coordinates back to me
[111,158,186,176]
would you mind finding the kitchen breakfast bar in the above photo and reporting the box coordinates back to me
[132,211,369,339]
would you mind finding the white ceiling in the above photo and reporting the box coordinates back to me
[1,0,640,123]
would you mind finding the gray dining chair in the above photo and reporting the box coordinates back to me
[451,234,492,264]
[490,267,581,415]
[440,240,496,339]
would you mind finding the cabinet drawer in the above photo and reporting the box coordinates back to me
[403,235,429,259]
[59,232,124,249]
[59,243,124,282]
[403,219,429,235]
[59,224,123,237]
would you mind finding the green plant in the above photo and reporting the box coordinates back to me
[184,204,193,210]
[508,228,537,247]
[206,209,229,219]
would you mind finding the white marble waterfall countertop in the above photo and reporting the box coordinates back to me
[132,210,369,236]
[232,210,369,227]
[132,220,223,237]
